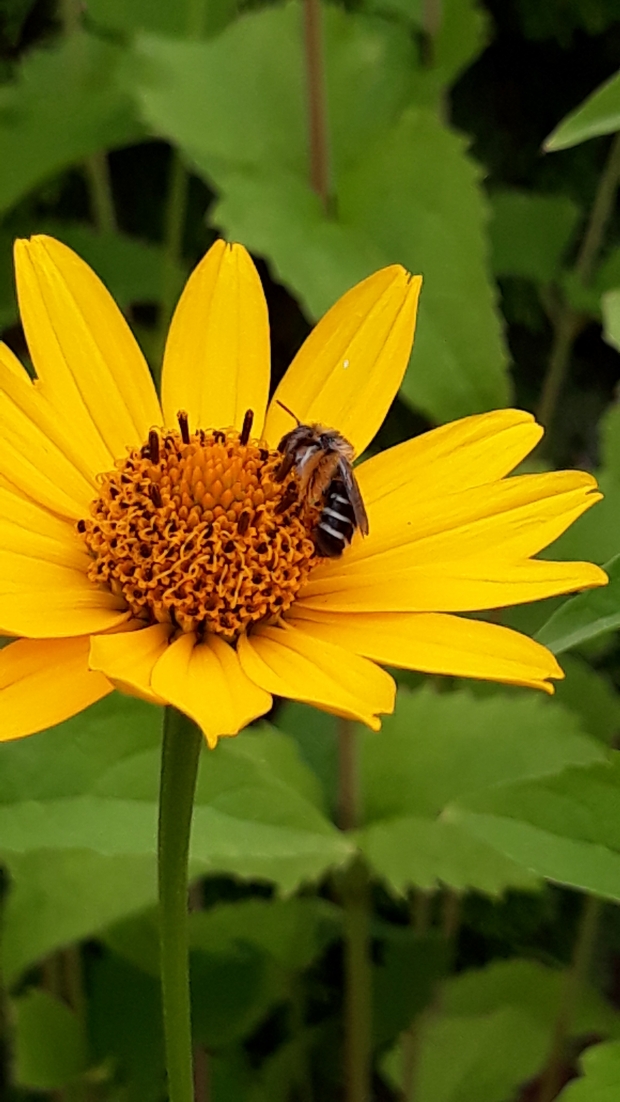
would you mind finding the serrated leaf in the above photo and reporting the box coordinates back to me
[0,695,351,982]
[339,107,509,420]
[560,1040,620,1101]
[489,190,580,284]
[449,756,620,901]
[360,815,538,894]
[355,686,604,895]
[553,655,620,745]
[545,69,620,150]
[130,5,509,422]
[383,959,620,1102]
[535,554,620,654]
[13,989,88,1091]
[0,31,142,215]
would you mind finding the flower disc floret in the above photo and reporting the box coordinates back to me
[78,416,321,638]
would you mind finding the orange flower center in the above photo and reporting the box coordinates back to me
[78,412,321,638]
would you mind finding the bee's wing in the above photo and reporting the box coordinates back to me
[338,461,369,537]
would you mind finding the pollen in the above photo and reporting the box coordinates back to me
[78,413,321,638]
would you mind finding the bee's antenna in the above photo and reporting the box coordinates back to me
[276,399,300,426]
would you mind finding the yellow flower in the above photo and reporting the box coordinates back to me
[0,236,607,745]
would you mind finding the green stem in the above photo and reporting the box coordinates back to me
[84,151,117,235]
[537,131,620,435]
[158,706,203,1102]
[302,0,331,212]
[536,895,602,1102]
[58,0,117,237]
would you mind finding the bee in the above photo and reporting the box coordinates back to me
[275,402,369,557]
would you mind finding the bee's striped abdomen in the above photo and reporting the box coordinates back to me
[315,478,356,557]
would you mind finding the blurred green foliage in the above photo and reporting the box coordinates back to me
[3,0,620,1100]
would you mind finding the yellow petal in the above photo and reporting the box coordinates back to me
[0,343,97,518]
[0,340,101,492]
[296,557,607,614]
[357,409,543,511]
[0,635,113,741]
[0,552,127,637]
[287,609,563,694]
[14,235,161,464]
[237,622,395,732]
[151,631,272,748]
[0,484,89,569]
[320,471,601,569]
[161,240,270,437]
[264,265,422,456]
[89,622,172,704]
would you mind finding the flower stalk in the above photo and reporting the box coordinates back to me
[158,706,203,1102]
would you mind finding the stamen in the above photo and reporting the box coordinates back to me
[238,510,251,535]
[149,429,160,464]
[149,483,163,508]
[240,409,254,446]
[177,410,190,445]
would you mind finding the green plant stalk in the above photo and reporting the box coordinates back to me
[537,131,620,435]
[536,894,602,1102]
[84,151,117,235]
[158,706,203,1102]
[303,0,331,211]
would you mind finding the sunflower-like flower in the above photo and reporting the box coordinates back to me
[0,236,606,745]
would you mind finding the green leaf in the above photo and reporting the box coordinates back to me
[360,815,538,894]
[132,7,414,181]
[488,190,580,283]
[0,31,143,215]
[0,695,351,983]
[553,655,620,745]
[89,952,165,1100]
[88,0,236,38]
[190,942,284,1049]
[189,897,341,973]
[545,69,620,150]
[130,4,509,422]
[602,288,620,353]
[560,1040,620,1101]
[2,851,159,990]
[383,959,620,1102]
[535,554,620,654]
[373,926,448,1046]
[449,756,620,901]
[356,686,604,894]
[276,701,338,815]
[339,107,509,420]
[13,989,88,1091]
